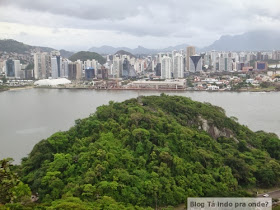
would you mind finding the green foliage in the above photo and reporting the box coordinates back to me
[1,76,7,84]
[0,39,54,54]
[69,51,106,64]
[25,63,34,71]
[16,95,280,208]
[0,158,31,205]
[260,82,271,88]
[115,50,136,58]
[187,78,194,87]
[0,39,31,53]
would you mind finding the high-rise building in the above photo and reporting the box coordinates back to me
[173,53,184,78]
[161,56,172,79]
[155,63,161,76]
[257,51,262,61]
[92,59,97,71]
[76,60,83,80]
[219,53,232,71]
[34,52,50,79]
[51,51,62,79]
[122,58,130,78]
[68,63,77,80]
[112,55,121,78]
[85,67,95,80]
[5,59,21,79]
[186,46,196,71]
[189,55,202,72]
[61,60,69,78]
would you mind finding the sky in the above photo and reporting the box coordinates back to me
[0,0,280,51]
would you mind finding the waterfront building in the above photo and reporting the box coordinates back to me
[127,79,186,90]
[61,60,69,78]
[173,53,184,78]
[68,63,77,80]
[51,51,62,79]
[76,60,83,80]
[85,67,95,80]
[5,59,21,79]
[161,56,172,79]
[34,52,50,79]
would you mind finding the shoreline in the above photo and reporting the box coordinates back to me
[8,86,34,91]
[33,86,280,93]
[1,85,278,93]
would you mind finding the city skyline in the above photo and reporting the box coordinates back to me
[0,0,280,51]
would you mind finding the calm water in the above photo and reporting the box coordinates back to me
[1,88,280,164]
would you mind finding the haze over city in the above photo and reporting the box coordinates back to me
[0,0,280,51]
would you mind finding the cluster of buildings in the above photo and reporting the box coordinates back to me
[188,72,280,91]
[1,47,280,86]
[33,51,107,80]
[108,47,280,80]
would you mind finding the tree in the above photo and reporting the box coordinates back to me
[1,76,7,84]
[0,158,31,204]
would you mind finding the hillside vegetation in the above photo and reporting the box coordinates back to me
[69,51,106,64]
[0,39,73,58]
[0,39,54,54]
[1,95,280,209]
[115,50,136,58]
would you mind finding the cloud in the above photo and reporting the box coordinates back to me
[0,0,144,20]
[0,0,280,49]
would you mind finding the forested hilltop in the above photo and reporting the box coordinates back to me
[1,94,280,209]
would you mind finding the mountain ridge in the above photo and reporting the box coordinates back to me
[89,44,190,55]
[0,39,74,58]
[2,29,280,57]
[200,30,280,52]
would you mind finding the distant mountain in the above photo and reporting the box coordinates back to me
[88,45,128,55]
[68,51,106,64]
[161,44,189,52]
[59,49,74,58]
[201,30,280,52]
[89,44,190,55]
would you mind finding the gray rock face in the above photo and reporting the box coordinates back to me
[199,116,238,142]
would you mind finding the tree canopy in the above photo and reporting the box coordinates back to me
[1,95,280,209]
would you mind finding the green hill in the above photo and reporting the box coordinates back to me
[115,50,136,58]
[69,51,106,64]
[0,39,54,54]
[59,49,74,58]
[2,95,280,209]
[0,39,31,53]
[0,39,74,58]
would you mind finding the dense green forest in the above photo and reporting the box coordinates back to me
[1,94,280,209]
[68,51,106,64]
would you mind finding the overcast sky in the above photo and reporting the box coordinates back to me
[0,0,280,51]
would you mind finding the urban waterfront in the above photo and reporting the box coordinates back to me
[1,88,280,164]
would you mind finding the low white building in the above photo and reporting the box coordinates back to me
[127,79,186,90]
[34,78,71,86]
[207,85,219,90]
